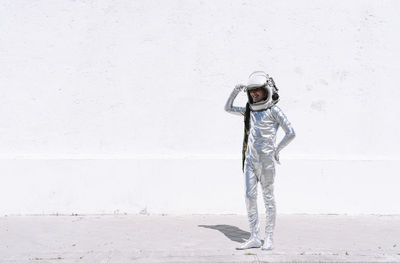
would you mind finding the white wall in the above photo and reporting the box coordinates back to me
[1,0,399,215]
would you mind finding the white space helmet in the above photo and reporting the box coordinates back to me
[245,71,279,111]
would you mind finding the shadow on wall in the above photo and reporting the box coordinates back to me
[198,224,250,243]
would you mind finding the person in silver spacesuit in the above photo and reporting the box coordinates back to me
[224,71,296,250]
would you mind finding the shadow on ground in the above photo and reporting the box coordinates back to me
[198,224,250,243]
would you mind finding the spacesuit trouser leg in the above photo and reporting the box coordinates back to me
[244,161,261,240]
[259,164,276,238]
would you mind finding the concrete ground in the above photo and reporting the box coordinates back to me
[1,214,400,263]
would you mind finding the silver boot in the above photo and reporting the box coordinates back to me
[261,233,274,250]
[236,235,262,250]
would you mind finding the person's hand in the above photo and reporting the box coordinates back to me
[234,84,246,92]
[274,150,281,165]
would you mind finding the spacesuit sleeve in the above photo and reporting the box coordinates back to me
[224,88,246,116]
[271,105,296,153]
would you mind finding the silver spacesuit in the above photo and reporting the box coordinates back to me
[224,71,296,250]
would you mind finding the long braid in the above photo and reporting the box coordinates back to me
[242,103,251,172]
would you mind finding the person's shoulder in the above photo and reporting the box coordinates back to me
[270,104,282,115]
[270,104,288,122]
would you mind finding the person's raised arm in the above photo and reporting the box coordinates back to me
[271,105,296,164]
[224,84,246,116]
